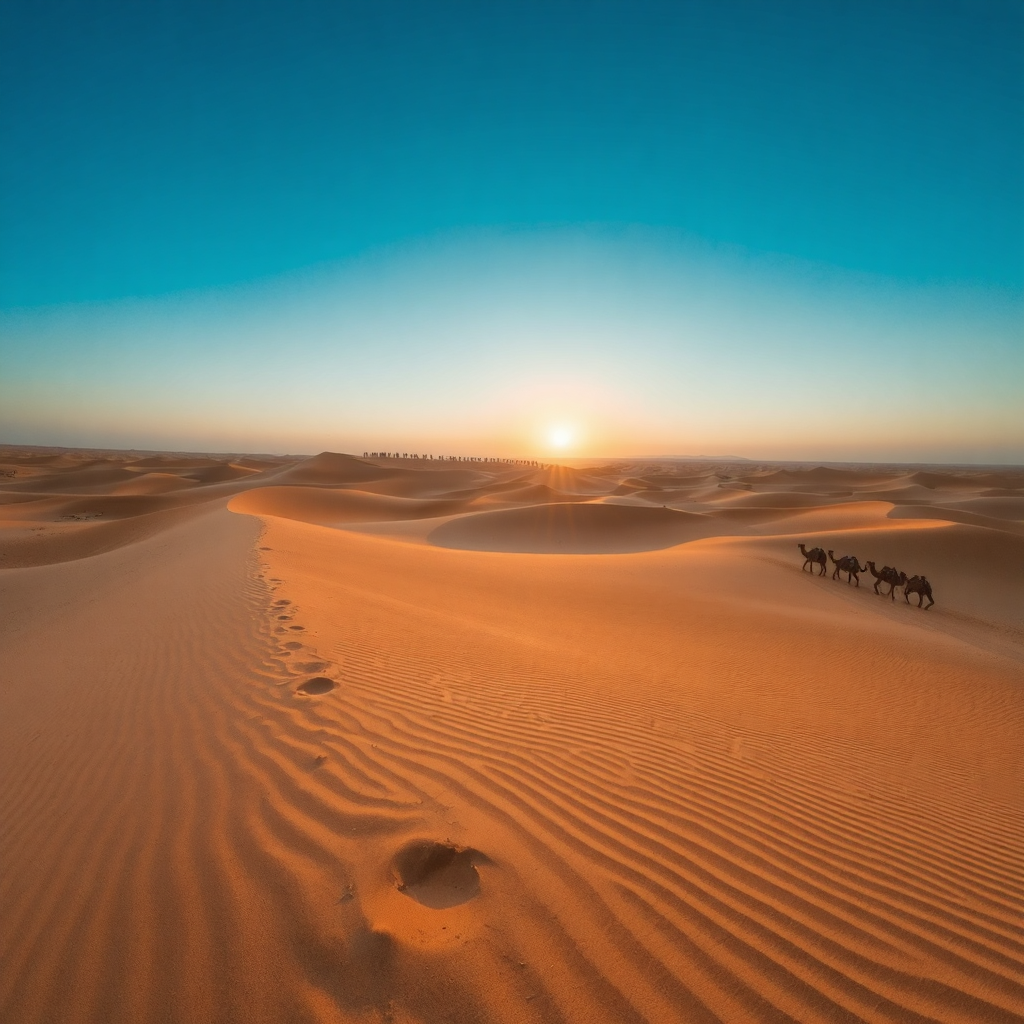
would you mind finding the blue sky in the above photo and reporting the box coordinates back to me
[1,0,1022,459]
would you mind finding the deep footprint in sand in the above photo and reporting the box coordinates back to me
[296,676,336,696]
[391,840,488,909]
[283,641,304,650]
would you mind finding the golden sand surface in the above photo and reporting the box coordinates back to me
[1,447,1022,1023]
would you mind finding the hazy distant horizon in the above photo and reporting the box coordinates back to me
[3,440,1022,471]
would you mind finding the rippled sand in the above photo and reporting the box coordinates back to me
[2,447,1022,1023]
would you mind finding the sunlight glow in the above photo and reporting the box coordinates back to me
[549,425,574,450]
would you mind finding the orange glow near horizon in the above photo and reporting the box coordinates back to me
[1,230,1020,465]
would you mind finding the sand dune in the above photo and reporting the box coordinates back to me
[2,448,1022,1024]
[717,489,849,508]
[886,503,1024,537]
[430,501,720,552]
[535,464,619,495]
[474,482,603,506]
[739,499,902,534]
[111,471,204,494]
[739,467,904,488]
[909,470,1021,491]
[933,496,1024,521]
[230,485,471,525]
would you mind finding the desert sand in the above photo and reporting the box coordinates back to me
[1,446,1022,1024]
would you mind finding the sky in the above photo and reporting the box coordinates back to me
[1,0,1022,461]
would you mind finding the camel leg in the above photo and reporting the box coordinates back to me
[873,580,881,594]
[925,594,934,609]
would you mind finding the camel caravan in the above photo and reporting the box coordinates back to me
[797,544,934,608]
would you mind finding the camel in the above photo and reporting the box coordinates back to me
[828,550,867,586]
[864,561,903,600]
[798,543,827,575]
[903,575,934,609]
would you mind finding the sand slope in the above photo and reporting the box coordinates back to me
[1,448,1022,1024]
[429,501,721,552]
[232,485,471,525]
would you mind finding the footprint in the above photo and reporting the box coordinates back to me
[391,840,489,909]
[277,615,291,620]
[295,661,328,672]
[274,599,291,606]
[284,642,304,650]
[296,676,336,696]
[289,625,305,631]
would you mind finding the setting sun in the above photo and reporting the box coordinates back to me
[548,425,574,450]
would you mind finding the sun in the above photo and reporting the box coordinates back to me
[548,425,573,450]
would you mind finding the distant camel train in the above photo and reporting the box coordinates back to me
[798,545,935,608]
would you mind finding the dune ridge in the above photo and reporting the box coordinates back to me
[1,448,1022,1023]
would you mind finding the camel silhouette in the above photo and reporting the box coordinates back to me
[828,550,866,586]
[903,575,934,609]
[864,561,904,600]
[798,543,827,575]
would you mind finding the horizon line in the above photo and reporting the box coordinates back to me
[3,442,1023,471]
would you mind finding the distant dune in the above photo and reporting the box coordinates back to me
[429,501,720,552]
[1,447,1022,1024]
[231,485,470,525]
